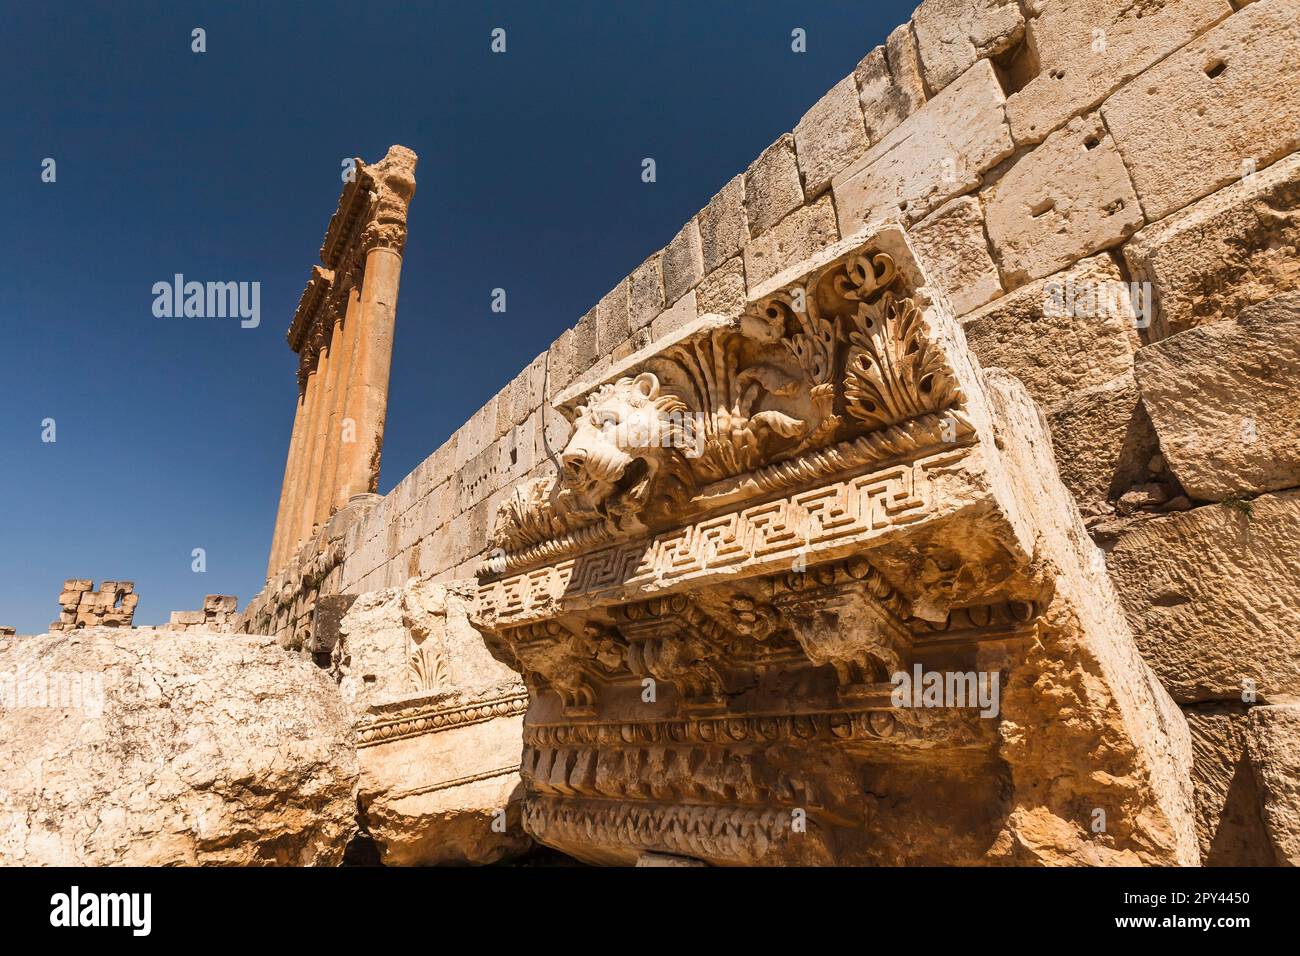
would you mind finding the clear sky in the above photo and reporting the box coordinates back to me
[0,0,917,633]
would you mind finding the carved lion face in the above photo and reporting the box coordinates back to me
[561,373,689,516]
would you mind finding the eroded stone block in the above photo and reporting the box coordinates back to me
[1008,0,1232,145]
[1101,0,1300,222]
[1106,492,1300,703]
[744,134,805,238]
[1184,703,1274,865]
[1247,704,1300,866]
[1046,372,1157,511]
[855,23,928,144]
[912,0,1025,94]
[908,194,1003,316]
[336,579,531,865]
[0,629,357,865]
[984,112,1144,286]
[742,195,838,288]
[698,175,747,272]
[960,254,1140,409]
[794,75,870,199]
[1124,152,1300,341]
[1134,292,1300,501]
[833,60,1014,231]
[475,225,1195,866]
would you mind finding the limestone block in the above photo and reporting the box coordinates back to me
[961,254,1140,409]
[1123,152,1300,341]
[855,23,927,144]
[649,290,698,343]
[1045,372,1157,509]
[595,279,631,355]
[908,194,1002,316]
[475,226,1196,866]
[1183,703,1274,865]
[1134,292,1300,501]
[698,174,746,272]
[833,60,1014,231]
[1247,704,1300,865]
[0,629,357,865]
[1007,0,1232,145]
[744,134,803,238]
[695,256,745,317]
[741,195,838,288]
[628,254,665,334]
[793,75,870,199]
[1106,492,1300,703]
[336,580,531,865]
[570,308,598,379]
[662,221,704,304]
[984,113,1144,286]
[1101,0,1300,222]
[913,0,1025,94]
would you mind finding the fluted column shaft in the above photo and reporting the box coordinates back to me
[315,286,360,529]
[266,385,309,578]
[339,245,403,497]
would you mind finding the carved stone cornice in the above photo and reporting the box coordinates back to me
[355,691,529,749]
[473,224,1196,866]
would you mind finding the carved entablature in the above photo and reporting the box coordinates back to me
[474,226,1050,866]
[286,145,419,381]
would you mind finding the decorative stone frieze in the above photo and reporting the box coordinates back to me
[474,225,1197,866]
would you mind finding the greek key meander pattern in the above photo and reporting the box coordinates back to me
[480,448,969,626]
[355,691,529,748]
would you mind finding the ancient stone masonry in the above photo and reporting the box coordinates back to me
[48,579,137,631]
[265,145,417,580]
[473,226,1197,866]
[332,579,531,865]
[161,595,239,633]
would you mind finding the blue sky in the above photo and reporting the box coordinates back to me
[0,0,916,632]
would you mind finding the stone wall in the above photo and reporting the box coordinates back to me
[241,0,1300,864]
[48,579,138,631]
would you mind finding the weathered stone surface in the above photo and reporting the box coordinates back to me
[855,23,927,144]
[1008,0,1232,145]
[627,254,665,334]
[741,195,838,287]
[49,579,137,631]
[794,75,870,199]
[1124,152,1300,341]
[833,60,1014,231]
[1106,492,1300,703]
[596,279,631,354]
[1133,293,1300,501]
[0,629,357,865]
[1247,704,1300,866]
[695,256,746,316]
[1101,0,1300,222]
[335,579,531,865]
[1046,373,1157,511]
[744,135,803,238]
[1184,704,1275,865]
[961,254,1140,409]
[662,221,704,304]
[477,226,1196,866]
[698,175,746,272]
[909,194,1002,316]
[912,0,1025,94]
[984,113,1144,286]
[650,290,698,341]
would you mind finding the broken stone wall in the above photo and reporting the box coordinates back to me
[238,0,1299,864]
[48,579,138,631]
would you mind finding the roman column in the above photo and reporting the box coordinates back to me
[338,145,417,498]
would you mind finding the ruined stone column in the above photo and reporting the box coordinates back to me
[315,281,362,528]
[338,147,417,499]
[263,146,416,579]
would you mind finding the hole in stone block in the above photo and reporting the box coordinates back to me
[1084,135,1101,150]
[1031,198,1055,219]
[992,34,1041,97]
[1205,59,1227,79]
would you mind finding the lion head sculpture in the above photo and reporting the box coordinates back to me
[559,372,698,533]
